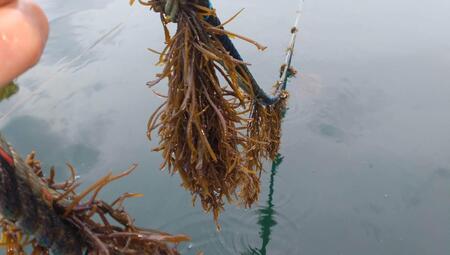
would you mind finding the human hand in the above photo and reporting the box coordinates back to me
[0,0,49,87]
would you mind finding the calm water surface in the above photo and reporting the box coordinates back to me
[1,0,450,254]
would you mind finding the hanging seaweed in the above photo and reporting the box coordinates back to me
[133,0,301,224]
[0,134,189,254]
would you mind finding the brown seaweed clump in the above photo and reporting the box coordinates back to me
[133,0,290,224]
[0,145,189,255]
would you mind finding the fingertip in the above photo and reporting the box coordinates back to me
[0,0,49,85]
[30,0,49,44]
[27,1,49,66]
[0,0,16,7]
[18,0,49,46]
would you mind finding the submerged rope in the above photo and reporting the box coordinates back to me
[0,134,188,254]
[0,134,82,254]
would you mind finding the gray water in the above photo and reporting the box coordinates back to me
[1,0,450,254]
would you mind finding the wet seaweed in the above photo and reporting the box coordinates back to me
[133,0,292,224]
[0,144,189,255]
[0,82,19,102]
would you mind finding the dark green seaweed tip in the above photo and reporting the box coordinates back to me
[0,81,19,102]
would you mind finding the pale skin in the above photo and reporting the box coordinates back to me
[0,0,49,87]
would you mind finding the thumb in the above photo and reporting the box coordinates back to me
[0,0,49,87]
[0,0,16,7]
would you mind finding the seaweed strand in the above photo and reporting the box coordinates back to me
[133,0,302,224]
[0,134,188,254]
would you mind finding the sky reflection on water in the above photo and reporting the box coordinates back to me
[1,0,450,254]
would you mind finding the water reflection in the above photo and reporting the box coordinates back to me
[243,155,284,255]
[1,0,449,254]
[2,115,99,176]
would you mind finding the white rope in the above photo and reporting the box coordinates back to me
[278,0,305,90]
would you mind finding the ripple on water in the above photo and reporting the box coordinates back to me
[217,209,301,255]
[159,209,301,255]
[258,166,296,210]
[159,189,304,255]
